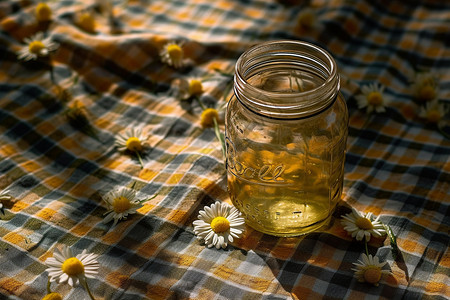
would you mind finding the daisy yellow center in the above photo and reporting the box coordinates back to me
[210,216,230,233]
[113,196,131,213]
[167,44,182,61]
[367,92,383,106]
[426,109,441,123]
[200,108,219,128]
[363,267,382,284]
[189,79,203,96]
[42,292,63,300]
[61,257,84,276]
[36,3,52,22]
[126,137,143,152]
[355,217,374,230]
[29,41,46,54]
[79,13,95,32]
[418,85,436,102]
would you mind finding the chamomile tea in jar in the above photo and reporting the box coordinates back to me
[226,40,348,237]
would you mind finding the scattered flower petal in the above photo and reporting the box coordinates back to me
[193,201,245,249]
[45,245,99,287]
[341,207,386,242]
[352,253,392,286]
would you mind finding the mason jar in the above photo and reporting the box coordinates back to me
[225,40,348,237]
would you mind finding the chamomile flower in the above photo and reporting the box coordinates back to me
[17,32,58,61]
[45,245,99,288]
[41,293,63,300]
[193,201,245,249]
[115,128,147,168]
[160,41,185,69]
[412,72,439,103]
[176,78,204,100]
[77,12,96,33]
[418,100,448,124]
[35,3,52,22]
[355,83,390,114]
[0,189,11,215]
[341,208,386,242]
[352,254,392,286]
[200,108,219,128]
[102,187,143,226]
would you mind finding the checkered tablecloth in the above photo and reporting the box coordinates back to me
[0,0,449,299]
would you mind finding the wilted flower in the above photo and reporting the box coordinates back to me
[412,72,439,103]
[200,108,219,128]
[35,3,52,22]
[418,100,447,124]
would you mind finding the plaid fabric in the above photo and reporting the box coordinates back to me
[0,0,449,299]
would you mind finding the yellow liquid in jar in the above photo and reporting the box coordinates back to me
[227,138,344,236]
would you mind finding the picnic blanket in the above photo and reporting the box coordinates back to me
[0,0,449,299]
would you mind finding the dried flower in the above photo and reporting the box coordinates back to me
[17,32,58,61]
[45,245,99,287]
[102,187,144,226]
[160,41,185,68]
[200,108,219,128]
[418,100,447,124]
[341,208,386,242]
[36,3,52,22]
[352,254,392,286]
[355,83,390,114]
[412,72,439,103]
[193,202,245,249]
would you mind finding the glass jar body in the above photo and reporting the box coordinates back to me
[225,40,348,237]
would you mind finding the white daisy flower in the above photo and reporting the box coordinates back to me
[160,41,185,69]
[0,189,11,214]
[193,201,245,249]
[175,77,204,100]
[115,128,147,168]
[17,32,58,61]
[341,207,386,242]
[352,254,392,286]
[412,72,439,103]
[418,100,448,124]
[102,187,143,226]
[45,245,99,287]
[355,83,391,114]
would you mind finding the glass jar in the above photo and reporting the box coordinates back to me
[225,40,348,237]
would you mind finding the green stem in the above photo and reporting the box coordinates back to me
[195,96,207,110]
[82,279,96,300]
[365,237,369,257]
[46,278,52,294]
[135,151,144,169]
